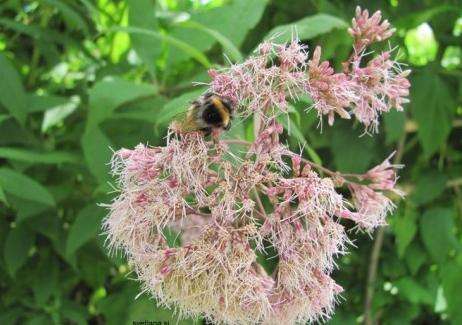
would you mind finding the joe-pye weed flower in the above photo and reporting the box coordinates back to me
[103,7,410,324]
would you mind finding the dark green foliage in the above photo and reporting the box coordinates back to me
[0,0,461,324]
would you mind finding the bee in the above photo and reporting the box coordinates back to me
[172,93,233,135]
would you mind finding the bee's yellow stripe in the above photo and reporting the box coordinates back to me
[212,97,230,127]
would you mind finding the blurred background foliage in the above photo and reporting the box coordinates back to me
[0,0,461,324]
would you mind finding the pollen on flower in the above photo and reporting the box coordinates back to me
[103,6,408,325]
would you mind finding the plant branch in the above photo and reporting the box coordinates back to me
[364,133,406,324]
[364,227,385,325]
[253,188,267,219]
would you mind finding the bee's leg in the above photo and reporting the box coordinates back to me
[223,122,231,131]
[210,128,223,145]
[201,127,212,137]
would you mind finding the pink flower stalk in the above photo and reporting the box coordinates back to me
[210,6,410,132]
[347,184,395,231]
[348,6,395,53]
[307,46,355,126]
[209,41,308,119]
[349,51,411,132]
[365,152,404,196]
[103,7,408,324]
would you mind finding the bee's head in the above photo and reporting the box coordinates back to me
[203,92,234,115]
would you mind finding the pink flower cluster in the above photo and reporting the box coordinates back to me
[103,7,408,324]
[210,7,410,132]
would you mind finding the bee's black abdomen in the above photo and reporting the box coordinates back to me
[202,105,223,126]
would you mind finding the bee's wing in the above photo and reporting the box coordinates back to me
[170,104,205,132]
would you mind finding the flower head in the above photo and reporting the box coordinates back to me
[103,7,407,324]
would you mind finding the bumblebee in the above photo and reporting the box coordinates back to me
[172,93,233,135]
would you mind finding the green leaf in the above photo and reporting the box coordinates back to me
[112,97,167,123]
[66,204,104,257]
[395,278,434,305]
[81,126,113,184]
[24,314,52,325]
[126,296,198,325]
[441,261,462,324]
[395,5,458,29]
[331,123,376,173]
[420,207,458,263]
[4,224,35,276]
[9,196,50,223]
[179,20,243,62]
[41,0,89,35]
[278,114,323,166]
[405,240,428,276]
[0,184,7,206]
[384,109,406,145]
[155,88,205,127]
[127,0,161,76]
[41,95,80,132]
[112,26,211,68]
[88,77,157,128]
[0,307,23,325]
[168,0,267,63]
[393,207,417,258]
[61,299,88,325]
[0,114,11,125]
[0,147,80,164]
[411,72,454,157]
[405,242,428,275]
[265,14,347,42]
[0,53,27,125]
[33,253,59,306]
[0,168,55,206]
[27,94,69,113]
[411,171,448,205]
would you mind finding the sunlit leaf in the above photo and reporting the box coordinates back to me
[169,0,267,63]
[265,14,347,43]
[127,0,161,76]
[405,23,438,66]
[41,95,80,132]
[179,20,243,62]
[112,26,212,68]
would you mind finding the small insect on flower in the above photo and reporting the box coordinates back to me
[171,92,234,136]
